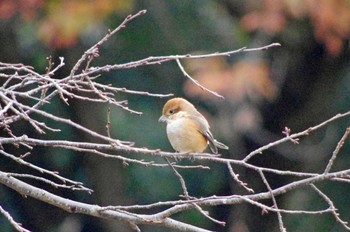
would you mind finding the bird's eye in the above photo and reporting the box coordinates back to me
[169,109,175,114]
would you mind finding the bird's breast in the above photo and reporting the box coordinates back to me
[166,118,207,153]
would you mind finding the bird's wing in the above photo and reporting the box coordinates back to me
[187,114,218,154]
[187,113,229,153]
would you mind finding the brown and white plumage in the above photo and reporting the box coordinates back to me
[159,98,228,153]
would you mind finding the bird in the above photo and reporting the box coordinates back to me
[159,97,229,154]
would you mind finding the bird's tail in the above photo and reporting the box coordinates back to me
[205,131,229,154]
[214,140,229,150]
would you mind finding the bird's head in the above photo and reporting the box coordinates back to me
[158,98,196,123]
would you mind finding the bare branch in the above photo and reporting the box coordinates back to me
[1,8,349,232]
[0,171,212,232]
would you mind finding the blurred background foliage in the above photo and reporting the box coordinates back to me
[0,0,350,231]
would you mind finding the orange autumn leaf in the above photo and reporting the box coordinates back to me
[183,57,278,103]
[229,60,277,102]
[241,0,350,56]
[0,0,133,48]
[37,0,133,48]
[240,0,287,34]
[0,0,43,20]
[307,0,350,56]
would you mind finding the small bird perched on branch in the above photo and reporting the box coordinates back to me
[159,97,229,154]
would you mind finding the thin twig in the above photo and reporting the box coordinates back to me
[165,158,225,226]
[176,59,224,99]
[0,205,30,232]
[165,158,189,197]
[259,170,286,232]
[311,184,350,230]
[80,43,281,78]
[6,173,91,192]
[244,111,350,162]
[324,127,350,174]
[106,107,112,139]
[0,150,91,192]
[227,162,254,193]
[70,9,147,77]
[237,196,333,215]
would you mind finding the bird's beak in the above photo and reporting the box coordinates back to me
[158,115,167,123]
